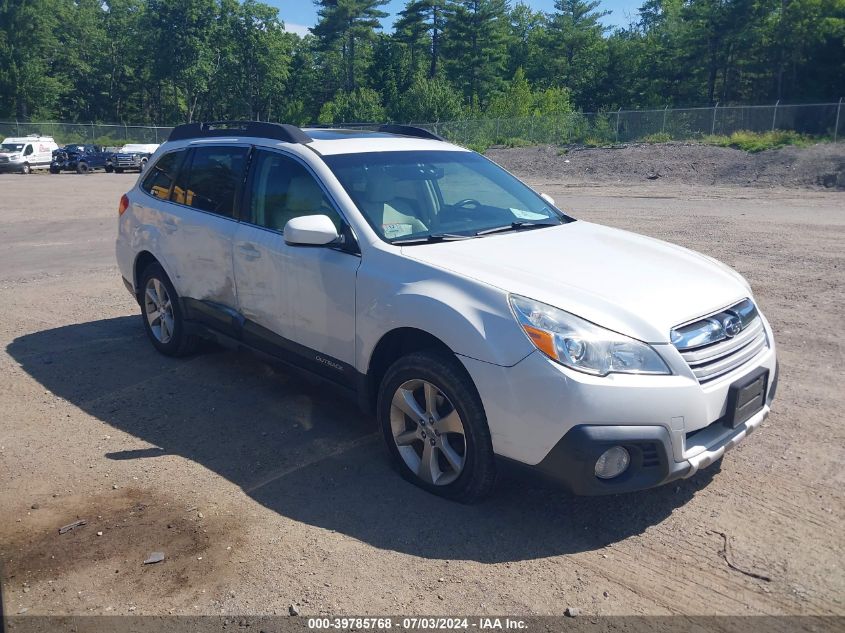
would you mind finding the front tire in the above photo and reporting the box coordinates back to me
[105,164,114,173]
[21,163,31,174]
[377,350,496,503]
[139,263,198,357]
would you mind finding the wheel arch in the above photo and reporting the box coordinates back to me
[363,327,457,414]
[133,251,162,302]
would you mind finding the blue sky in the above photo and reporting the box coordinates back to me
[272,1,643,37]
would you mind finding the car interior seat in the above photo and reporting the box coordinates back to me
[361,170,427,236]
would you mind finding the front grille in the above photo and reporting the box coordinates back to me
[672,299,768,383]
[116,154,139,166]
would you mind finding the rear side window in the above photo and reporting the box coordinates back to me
[142,151,185,200]
[175,146,249,218]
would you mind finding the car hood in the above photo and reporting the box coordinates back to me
[401,221,751,343]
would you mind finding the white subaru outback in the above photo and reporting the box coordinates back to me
[115,121,778,502]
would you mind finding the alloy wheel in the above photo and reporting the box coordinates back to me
[144,277,175,344]
[390,379,467,486]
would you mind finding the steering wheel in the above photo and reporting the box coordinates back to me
[454,198,482,209]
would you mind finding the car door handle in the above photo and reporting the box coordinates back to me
[162,219,177,234]
[238,243,261,260]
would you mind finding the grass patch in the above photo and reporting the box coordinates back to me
[642,132,672,143]
[701,130,815,152]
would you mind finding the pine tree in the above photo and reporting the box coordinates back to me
[394,1,450,78]
[443,0,511,110]
[312,0,389,91]
[544,0,610,108]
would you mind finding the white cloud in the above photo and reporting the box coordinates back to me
[284,22,311,37]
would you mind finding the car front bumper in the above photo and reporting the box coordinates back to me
[459,315,778,495]
[528,377,775,495]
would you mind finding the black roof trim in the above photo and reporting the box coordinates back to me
[377,124,445,141]
[168,121,312,144]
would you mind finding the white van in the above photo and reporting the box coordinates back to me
[0,135,59,173]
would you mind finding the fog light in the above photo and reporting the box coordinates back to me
[595,446,630,479]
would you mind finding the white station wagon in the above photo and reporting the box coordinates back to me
[116,122,778,502]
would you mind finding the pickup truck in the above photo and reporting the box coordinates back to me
[112,143,159,173]
[50,144,115,174]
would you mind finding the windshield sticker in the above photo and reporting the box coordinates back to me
[510,208,549,220]
[383,223,414,239]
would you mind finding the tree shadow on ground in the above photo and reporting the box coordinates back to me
[7,316,719,563]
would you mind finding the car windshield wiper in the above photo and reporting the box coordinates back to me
[475,221,562,236]
[392,233,476,245]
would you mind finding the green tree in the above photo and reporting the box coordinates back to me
[143,0,219,122]
[0,0,66,119]
[488,67,572,117]
[101,0,150,122]
[507,2,547,82]
[228,0,292,120]
[396,74,464,121]
[443,0,511,110]
[544,0,610,108]
[677,0,757,104]
[394,0,450,77]
[318,87,387,123]
[313,0,389,91]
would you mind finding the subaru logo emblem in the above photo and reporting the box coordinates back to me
[723,314,742,338]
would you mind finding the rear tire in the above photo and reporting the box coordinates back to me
[377,350,496,503]
[76,162,90,174]
[49,165,59,174]
[139,262,198,357]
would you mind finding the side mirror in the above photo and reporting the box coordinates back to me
[284,215,340,246]
[539,192,555,206]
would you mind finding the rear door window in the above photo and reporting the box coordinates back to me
[142,151,186,200]
[176,146,249,218]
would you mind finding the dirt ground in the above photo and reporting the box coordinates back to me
[1,146,844,619]
[487,141,845,190]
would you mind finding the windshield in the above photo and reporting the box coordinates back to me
[1,143,24,152]
[323,151,570,243]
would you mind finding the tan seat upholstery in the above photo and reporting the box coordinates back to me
[360,170,427,236]
[268,174,327,232]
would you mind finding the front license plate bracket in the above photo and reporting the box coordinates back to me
[725,367,769,429]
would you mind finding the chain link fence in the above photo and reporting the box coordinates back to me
[415,101,844,148]
[2,101,841,148]
[0,121,173,146]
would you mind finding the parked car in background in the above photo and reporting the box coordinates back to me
[50,144,114,174]
[0,135,59,173]
[112,143,159,173]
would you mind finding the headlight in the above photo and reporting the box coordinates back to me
[509,295,671,376]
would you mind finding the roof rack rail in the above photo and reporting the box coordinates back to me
[168,121,312,144]
[377,124,445,141]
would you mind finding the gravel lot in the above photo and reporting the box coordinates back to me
[1,149,843,618]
